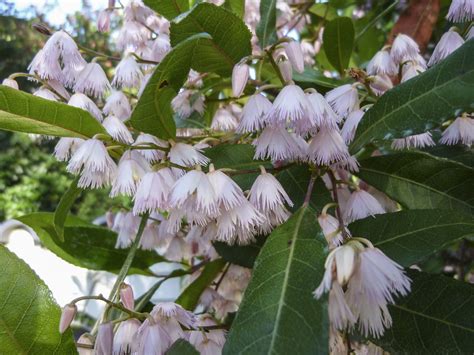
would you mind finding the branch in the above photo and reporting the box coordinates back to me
[303,170,318,207]
[327,170,350,240]
[91,214,149,334]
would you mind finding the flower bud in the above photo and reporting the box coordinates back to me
[284,40,305,73]
[278,58,293,83]
[59,303,77,334]
[232,63,249,98]
[120,283,135,310]
[94,322,113,355]
[97,10,111,33]
[334,244,357,285]
[317,213,344,247]
[370,74,393,96]
[2,78,19,90]
[32,22,53,36]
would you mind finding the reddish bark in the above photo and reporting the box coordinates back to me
[387,0,440,53]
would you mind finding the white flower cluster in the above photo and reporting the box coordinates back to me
[314,239,411,338]
[362,29,473,150]
[89,302,227,355]
[4,0,474,353]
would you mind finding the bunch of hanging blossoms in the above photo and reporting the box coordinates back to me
[1,0,473,353]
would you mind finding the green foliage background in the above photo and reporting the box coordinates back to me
[0,2,116,221]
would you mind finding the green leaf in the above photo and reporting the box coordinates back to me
[175,259,226,310]
[53,177,82,242]
[322,17,355,75]
[204,143,271,190]
[256,0,277,49]
[0,245,76,354]
[293,68,347,92]
[275,165,332,212]
[223,0,245,18]
[130,33,212,139]
[0,85,106,138]
[329,0,353,8]
[144,0,189,20]
[213,238,266,269]
[374,270,474,354]
[204,144,267,170]
[351,40,474,152]
[422,145,474,168]
[354,17,384,63]
[223,207,329,354]
[349,210,474,267]
[18,212,164,275]
[356,151,474,215]
[166,339,199,355]
[309,4,337,20]
[170,3,252,76]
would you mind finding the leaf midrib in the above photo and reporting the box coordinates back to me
[267,207,306,352]
[258,0,276,48]
[352,62,474,149]
[336,20,343,73]
[171,0,183,13]
[373,222,474,246]
[0,110,89,139]
[391,304,474,333]
[359,167,473,211]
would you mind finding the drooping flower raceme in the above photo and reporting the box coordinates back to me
[314,239,411,338]
[440,114,474,145]
[325,84,359,118]
[67,138,117,189]
[428,28,465,66]
[447,0,474,22]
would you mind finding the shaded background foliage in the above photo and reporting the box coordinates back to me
[0,0,118,221]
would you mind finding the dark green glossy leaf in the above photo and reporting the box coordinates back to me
[293,68,347,93]
[144,0,189,20]
[17,212,165,275]
[309,4,337,20]
[323,17,355,74]
[357,151,474,215]
[275,165,332,212]
[0,85,106,138]
[329,0,353,8]
[204,143,271,190]
[0,245,76,354]
[422,145,474,168]
[224,207,329,354]
[349,210,474,267]
[213,237,266,269]
[256,0,277,49]
[53,176,82,242]
[354,17,384,63]
[223,0,245,18]
[374,270,474,354]
[176,259,226,310]
[166,339,199,355]
[204,144,268,170]
[351,40,474,152]
[130,33,212,139]
[170,3,252,76]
